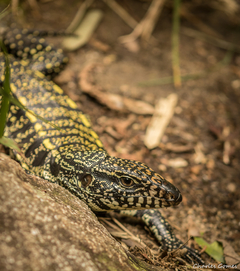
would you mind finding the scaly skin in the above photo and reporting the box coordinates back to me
[0,27,203,264]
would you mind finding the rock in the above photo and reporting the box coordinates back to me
[0,153,160,271]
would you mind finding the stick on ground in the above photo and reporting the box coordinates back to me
[144,93,178,149]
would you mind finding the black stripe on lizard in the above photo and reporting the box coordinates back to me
[0,27,204,264]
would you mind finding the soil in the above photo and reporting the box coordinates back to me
[1,0,240,269]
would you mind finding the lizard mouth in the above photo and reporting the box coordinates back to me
[165,192,182,205]
[160,180,182,205]
[98,193,182,210]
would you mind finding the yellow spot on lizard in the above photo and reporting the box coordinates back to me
[90,131,99,139]
[80,114,90,127]
[53,84,63,94]
[96,139,103,147]
[34,123,42,132]
[43,138,56,150]
[34,70,45,78]
[10,83,17,93]
[66,98,77,109]
[26,111,37,122]
[46,63,52,69]
[18,96,27,106]
[10,116,17,122]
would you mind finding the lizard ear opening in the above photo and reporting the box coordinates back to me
[50,155,60,177]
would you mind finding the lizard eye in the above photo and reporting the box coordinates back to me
[120,177,134,187]
[81,174,92,188]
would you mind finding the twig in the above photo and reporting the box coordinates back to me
[101,217,147,248]
[111,217,147,248]
[12,0,40,17]
[99,218,120,230]
[102,0,138,29]
[160,142,194,153]
[141,0,166,41]
[78,63,154,114]
[172,0,181,88]
[119,0,166,44]
[28,0,39,11]
[222,126,231,164]
[194,142,206,164]
[181,27,240,53]
[0,4,10,21]
[11,0,19,14]
[66,0,95,33]
[111,217,137,239]
[63,10,103,50]
[138,49,233,87]
[144,93,178,149]
[180,6,222,38]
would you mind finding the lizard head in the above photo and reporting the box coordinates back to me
[45,150,182,212]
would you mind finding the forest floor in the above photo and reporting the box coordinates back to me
[1,0,240,269]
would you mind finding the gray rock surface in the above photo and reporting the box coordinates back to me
[0,153,161,271]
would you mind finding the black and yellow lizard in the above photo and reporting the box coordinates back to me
[0,27,204,264]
